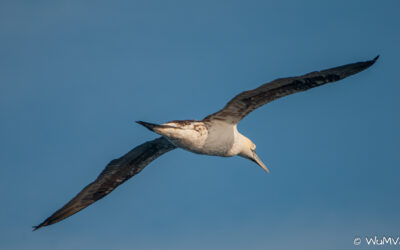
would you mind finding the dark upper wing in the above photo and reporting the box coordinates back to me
[33,136,176,230]
[203,56,379,124]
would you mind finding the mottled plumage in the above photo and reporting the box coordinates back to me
[34,56,378,230]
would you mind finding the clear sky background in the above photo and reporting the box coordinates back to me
[1,1,399,249]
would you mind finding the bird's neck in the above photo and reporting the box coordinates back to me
[234,131,252,158]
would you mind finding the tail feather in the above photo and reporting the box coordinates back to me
[136,121,159,132]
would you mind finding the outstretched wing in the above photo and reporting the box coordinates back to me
[33,136,176,230]
[203,56,379,124]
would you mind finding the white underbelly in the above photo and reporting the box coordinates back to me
[168,130,236,157]
[156,120,239,157]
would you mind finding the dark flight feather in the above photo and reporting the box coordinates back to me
[33,137,176,231]
[204,56,379,124]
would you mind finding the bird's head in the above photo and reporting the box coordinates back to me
[238,136,269,173]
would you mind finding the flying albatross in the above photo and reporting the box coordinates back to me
[34,56,378,230]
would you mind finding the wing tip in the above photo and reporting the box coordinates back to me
[357,55,379,73]
[362,55,379,70]
[32,222,46,231]
[372,55,379,63]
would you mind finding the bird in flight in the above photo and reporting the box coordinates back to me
[34,56,378,230]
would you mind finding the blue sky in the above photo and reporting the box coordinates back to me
[1,0,399,249]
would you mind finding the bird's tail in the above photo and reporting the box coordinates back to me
[136,121,160,132]
[136,121,181,139]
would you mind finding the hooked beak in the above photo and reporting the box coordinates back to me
[251,152,270,173]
